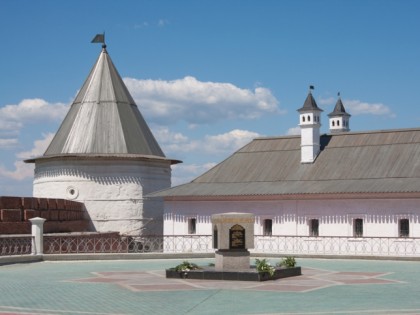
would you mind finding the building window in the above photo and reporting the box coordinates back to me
[354,218,363,237]
[302,116,306,122]
[337,120,340,126]
[399,219,409,237]
[308,115,311,122]
[309,219,319,237]
[263,219,272,236]
[188,218,196,234]
[332,121,335,127]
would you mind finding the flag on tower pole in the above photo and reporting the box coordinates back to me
[91,33,105,44]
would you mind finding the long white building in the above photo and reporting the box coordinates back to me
[25,44,180,235]
[153,91,420,241]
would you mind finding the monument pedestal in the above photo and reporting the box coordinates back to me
[215,249,250,271]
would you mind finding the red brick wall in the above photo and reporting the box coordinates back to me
[0,196,91,235]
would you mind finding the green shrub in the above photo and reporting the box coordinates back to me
[174,261,200,272]
[277,256,296,268]
[255,258,275,277]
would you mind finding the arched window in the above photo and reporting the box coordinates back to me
[302,116,306,122]
[332,121,335,127]
[308,115,311,122]
[337,120,340,126]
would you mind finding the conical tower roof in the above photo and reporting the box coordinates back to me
[328,97,350,117]
[26,45,180,164]
[297,91,323,112]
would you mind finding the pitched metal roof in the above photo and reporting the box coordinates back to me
[26,46,180,164]
[328,97,350,117]
[297,92,323,112]
[152,128,420,197]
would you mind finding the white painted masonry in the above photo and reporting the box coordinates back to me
[34,158,171,235]
[163,198,420,238]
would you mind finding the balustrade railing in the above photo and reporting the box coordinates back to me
[3,234,420,257]
[0,235,33,256]
[253,235,420,257]
[43,235,213,254]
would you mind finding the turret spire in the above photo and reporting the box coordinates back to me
[298,87,323,163]
[328,92,351,133]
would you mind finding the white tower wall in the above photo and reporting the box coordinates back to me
[33,158,171,235]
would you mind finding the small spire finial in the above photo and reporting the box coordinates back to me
[309,85,314,93]
[337,91,341,97]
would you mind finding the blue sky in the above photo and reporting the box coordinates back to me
[1,0,420,196]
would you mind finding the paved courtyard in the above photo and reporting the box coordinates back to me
[0,257,420,314]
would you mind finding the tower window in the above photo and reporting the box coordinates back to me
[308,115,311,122]
[302,116,306,122]
[354,219,363,237]
[332,121,335,127]
[188,218,197,234]
[399,219,409,237]
[263,219,272,236]
[309,219,319,237]
[337,120,340,126]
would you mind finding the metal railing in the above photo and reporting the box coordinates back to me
[43,235,213,254]
[253,235,420,257]
[3,234,420,257]
[0,235,33,256]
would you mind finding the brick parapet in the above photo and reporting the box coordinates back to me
[0,196,90,234]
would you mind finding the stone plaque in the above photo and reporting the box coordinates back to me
[229,224,245,249]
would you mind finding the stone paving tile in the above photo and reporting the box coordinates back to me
[0,258,420,315]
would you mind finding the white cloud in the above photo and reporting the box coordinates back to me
[171,163,216,186]
[286,126,300,135]
[0,98,68,131]
[0,138,19,149]
[201,129,261,154]
[158,19,169,27]
[124,76,281,125]
[317,96,393,117]
[0,133,54,181]
[16,133,55,159]
[318,97,335,106]
[157,128,262,157]
[344,99,394,116]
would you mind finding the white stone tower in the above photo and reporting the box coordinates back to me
[298,87,323,163]
[25,43,181,235]
[328,94,350,133]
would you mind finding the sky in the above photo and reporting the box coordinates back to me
[1,0,420,196]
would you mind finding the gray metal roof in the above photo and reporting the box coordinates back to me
[152,128,420,197]
[328,97,350,117]
[27,46,179,164]
[297,92,323,112]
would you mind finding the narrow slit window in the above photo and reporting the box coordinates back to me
[309,219,319,237]
[263,219,272,236]
[188,218,197,234]
[399,219,409,237]
[354,219,363,237]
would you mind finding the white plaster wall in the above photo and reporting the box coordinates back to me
[164,198,420,238]
[33,158,171,235]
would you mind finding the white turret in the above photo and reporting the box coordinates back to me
[298,87,323,163]
[25,42,181,235]
[328,93,350,133]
